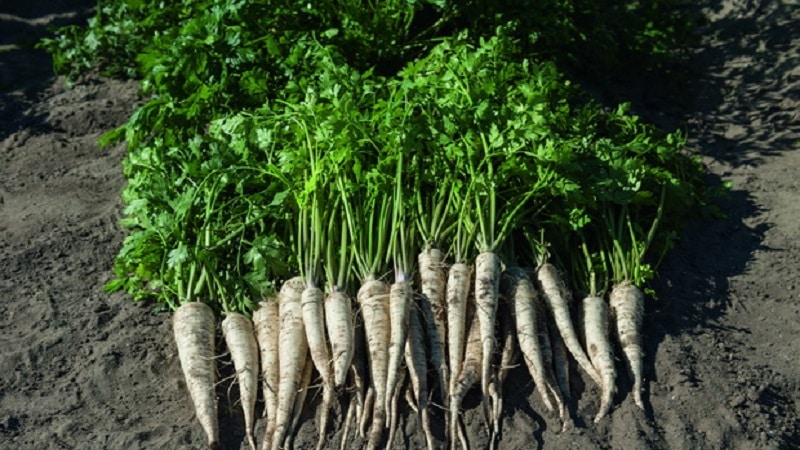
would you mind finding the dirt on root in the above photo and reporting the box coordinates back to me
[1,1,798,449]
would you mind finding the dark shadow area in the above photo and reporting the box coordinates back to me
[0,0,95,141]
[566,0,795,331]
[647,187,765,336]
[681,3,799,169]
[574,1,798,446]
[654,0,795,350]
[496,362,549,449]
[579,1,799,168]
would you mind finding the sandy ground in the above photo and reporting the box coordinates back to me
[1,1,798,449]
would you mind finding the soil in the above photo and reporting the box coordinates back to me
[1,1,798,449]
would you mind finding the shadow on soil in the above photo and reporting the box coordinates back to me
[577,5,799,447]
[651,0,797,339]
[577,0,797,338]
[0,0,94,141]
[684,1,799,169]
[604,2,800,442]
[571,5,797,434]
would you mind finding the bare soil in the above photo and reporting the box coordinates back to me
[1,1,798,449]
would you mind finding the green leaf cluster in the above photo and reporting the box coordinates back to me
[41,1,716,314]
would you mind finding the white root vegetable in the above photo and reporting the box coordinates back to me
[506,267,574,429]
[316,380,335,450]
[404,302,435,450]
[548,319,571,403]
[340,393,357,450]
[341,334,367,450]
[173,302,219,450]
[301,285,333,384]
[404,384,418,414]
[502,268,558,414]
[581,295,616,423]
[253,297,280,447]
[446,262,471,395]
[285,353,314,450]
[325,287,355,388]
[385,278,411,427]
[537,307,571,429]
[489,297,517,444]
[357,278,391,450]
[360,386,375,440]
[351,313,369,438]
[536,263,602,386]
[385,369,407,450]
[418,247,449,400]
[446,261,471,444]
[300,284,334,449]
[221,312,259,450]
[536,310,574,431]
[475,251,501,404]
[271,277,309,450]
[450,310,482,450]
[609,281,645,409]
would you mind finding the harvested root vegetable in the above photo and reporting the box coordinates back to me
[357,278,391,450]
[173,302,219,450]
[537,307,571,429]
[221,312,259,450]
[325,287,355,388]
[271,277,309,450]
[475,251,501,403]
[405,384,418,414]
[351,313,369,438]
[549,319,571,403]
[503,268,564,417]
[581,295,616,422]
[446,261,471,441]
[609,281,645,409]
[385,277,411,427]
[340,393,357,450]
[446,262,471,395]
[253,297,280,445]
[450,310,481,450]
[489,295,517,442]
[300,283,334,449]
[343,321,371,449]
[286,353,313,450]
[301,285,333,387]
[418,247,449,400]
[404,302,435,450]
[385,369,407,450]
[536,263,602,386]
[360,386,375,441]
[315,383,335,450]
